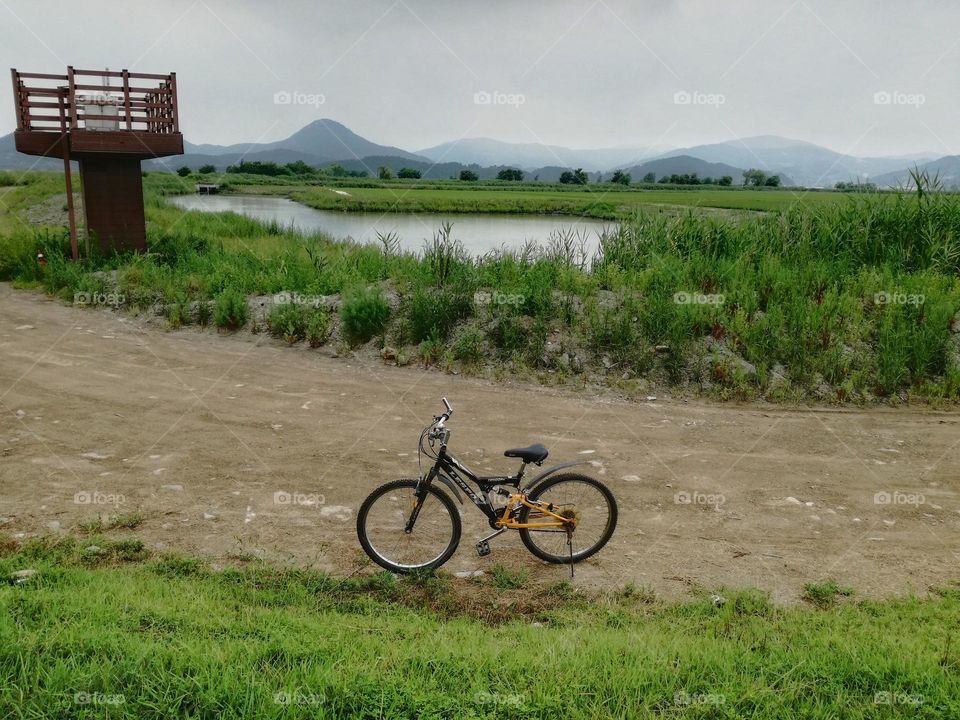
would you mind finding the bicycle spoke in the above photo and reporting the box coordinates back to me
[361,485,458,570]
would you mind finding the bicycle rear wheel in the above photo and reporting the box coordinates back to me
[357,478,461,573]
[518,473,617,563]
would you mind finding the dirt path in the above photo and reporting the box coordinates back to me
[1,283,958,602]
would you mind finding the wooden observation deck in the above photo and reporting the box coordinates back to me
[10,66,184,254]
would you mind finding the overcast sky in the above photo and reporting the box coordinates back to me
[2,0,958,157]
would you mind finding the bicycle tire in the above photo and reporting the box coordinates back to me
[357,478,461,573]
[518,473,618,564]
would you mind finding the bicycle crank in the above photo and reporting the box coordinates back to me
[475,527,506,557]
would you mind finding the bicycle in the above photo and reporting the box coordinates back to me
[357,398,618,575]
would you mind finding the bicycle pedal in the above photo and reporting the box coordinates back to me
[475,540,491,557]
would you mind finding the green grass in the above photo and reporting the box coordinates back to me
[1,537,959,718]
[283,184,846,218]
[803,581,855,609]
[76,512,145,534]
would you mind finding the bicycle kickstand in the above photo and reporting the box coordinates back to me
[566,528,574,579]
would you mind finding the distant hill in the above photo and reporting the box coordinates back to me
[416,137,671,173]
[653,136,933,187]
[871,156,960,189]
[621,155,749,184]
[0,132,62,171]
[0,121,943,190]
[185,119,426,164]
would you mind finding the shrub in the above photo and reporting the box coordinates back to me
[167,294,191,328]
[340,286,390,345]
[213,289,248,330]
[452,325,485,365]
[306,309,330,347]
[267,303,307,344]
[403,287,472,343]
[195,299,212,326]
[0,232,38,280]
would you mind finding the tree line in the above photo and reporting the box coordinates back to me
[176,161,782,188]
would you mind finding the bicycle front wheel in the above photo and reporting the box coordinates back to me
[519,473,617,563]
[357,478,461,573]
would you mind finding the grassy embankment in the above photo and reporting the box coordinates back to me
[1,537,958,718]
[1,170,959,402]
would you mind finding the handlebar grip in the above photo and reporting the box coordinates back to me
[442,397,453,415]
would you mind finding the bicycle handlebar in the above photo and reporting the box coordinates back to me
[435,397,454,426]
[428,398,454,446]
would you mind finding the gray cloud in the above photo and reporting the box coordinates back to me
[1,0,957,156]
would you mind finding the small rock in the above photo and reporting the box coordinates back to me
[710,594,726,607]
[80,451,110,461]
[645,396,657,402]
[46,520,60,531]
[160,484,184,492]
[15,409,25,419]
[531,621,544,628]
[10,569,36,584]
[784,496,802,505]
[84,545,104,554]
[203,512,216,520]
[319,505,352,521]
[622,475,640,483]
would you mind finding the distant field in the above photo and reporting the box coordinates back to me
[233,183,849,218]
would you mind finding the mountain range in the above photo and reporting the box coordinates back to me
[0,118,952,188]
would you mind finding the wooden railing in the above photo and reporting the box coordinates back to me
[10,67,179,134]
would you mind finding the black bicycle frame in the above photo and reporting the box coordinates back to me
[405,431,591,534]
[418,445,517,524]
